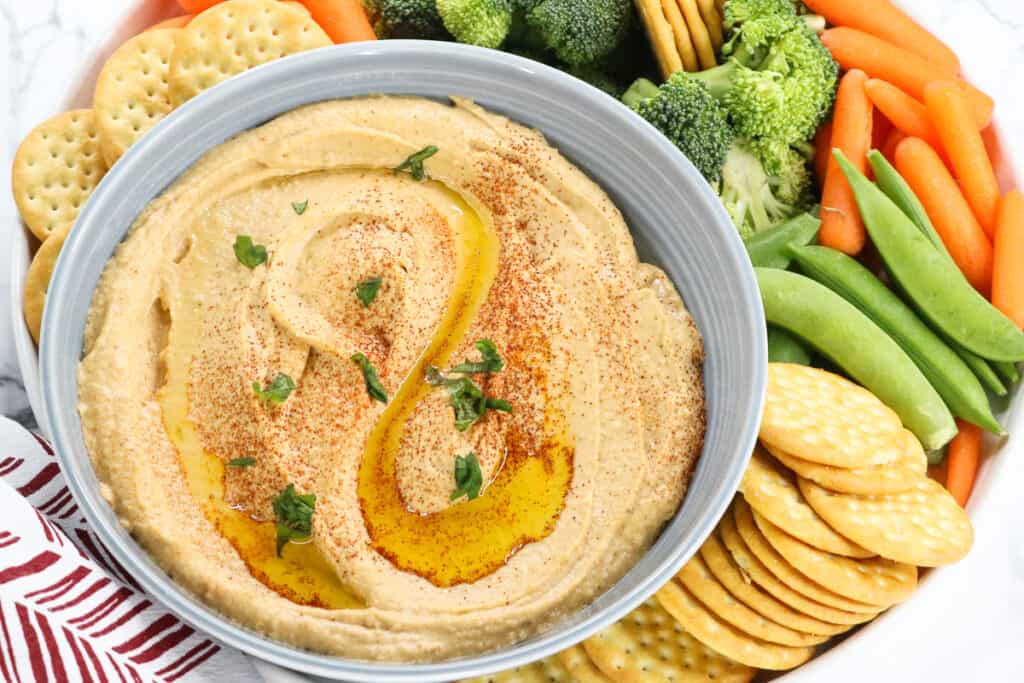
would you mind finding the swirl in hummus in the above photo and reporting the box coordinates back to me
[78,96,705,661]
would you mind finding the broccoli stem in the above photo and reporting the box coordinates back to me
[622,78,661,108]
[689,62,737,100]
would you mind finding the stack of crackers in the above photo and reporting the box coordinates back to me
[12,0,333,342]
[465,363,974,681]
[634,0,725,78]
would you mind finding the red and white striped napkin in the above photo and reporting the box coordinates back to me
[0,416,262,682]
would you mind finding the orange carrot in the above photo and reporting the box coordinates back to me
[178,0,222,12]
[992,190,1024,329]
[946,420,981,508]
[298,0,376,43]
[802,0,960,73]
[894,137,993,294]
[865,79,941,148]
[820,69,872,255]
[821,28,993,126]
[813,121,832,189]
[146,14,194,31]
[881,127,907,164]
[925,80,1001,236]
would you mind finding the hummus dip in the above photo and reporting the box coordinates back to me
[78,96,705,661]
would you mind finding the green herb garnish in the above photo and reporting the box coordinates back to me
[394,145,439,181]
[227,457,256,468]
[291,199,309,215]
[351,353,388,403]
[450,452,483,501]
[272,483,315,556]
[450,339,504,374]
[425,369,511,432]
[354,276,383,307]
[252,373,295,404]
[234,235,268,269]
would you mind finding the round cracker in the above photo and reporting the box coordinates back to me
[798,475,973,567]
[554,645,612,683]
[700,531,852,636]
[168,0,331,106]
[656,581,815,670]
[459,653,576,682]
[719,511,877,626]
[677,553,828,647]
[677,0,717,69]
[741,447,873,558]
[635,0,684,78]
[659,0,700,72]
[753,509,917,608]
[583,598,755,683]
[23,230,69,344]
[733,498,880,614]
[760,364,904,468]
[768,430,927,496]
[94,28,179,166]
[12,109,106,241]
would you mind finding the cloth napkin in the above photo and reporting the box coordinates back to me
[0,415,263,682]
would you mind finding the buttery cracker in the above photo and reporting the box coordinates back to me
[12,110,106,241]
[168,0,331,105]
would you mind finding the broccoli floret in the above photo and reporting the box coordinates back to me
[525,0,632,66]
[437,0,512,48]
[623,75,734,183]
[693,8,837,152]
[717,142,812,238]
[376,0,448,39]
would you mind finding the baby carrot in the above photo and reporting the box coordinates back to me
[925,80,1001,236]
[299,0,376,43]
[894,137,993,295]
[993,190,1024,329]
[802,0,960,73]
[146,14,194,31]
[820,69,872,255]
[865,79,941,149]
[821,28,993,126]
[813,121,832,189]
[946,420,981,508]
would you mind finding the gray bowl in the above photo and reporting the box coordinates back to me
[41,42,765,682]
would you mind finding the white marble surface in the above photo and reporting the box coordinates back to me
[2,1,1022,681]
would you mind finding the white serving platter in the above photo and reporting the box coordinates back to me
[7,1,1021,680]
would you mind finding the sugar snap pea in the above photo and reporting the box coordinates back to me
[756,267,958,450]
[993,361,1020,385]
[767,326,812,365]
[867,149,1009,395]
[834,150,1024,362]
[868,151,952,261]
[789,245,1002,434]
[743,213,821,269]
[954,345,1007,396]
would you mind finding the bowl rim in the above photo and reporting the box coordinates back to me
[39,41,764,681]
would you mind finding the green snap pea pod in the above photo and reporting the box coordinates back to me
[867,151,952,261]
[993,360,1020,385]
[767,326,812,365]
[756,267,958,450]
[834,150,1024,362]
[953,345,1008,396]
[868,149,1009,395]
[789,245,1002,434]
[743,213,821,269]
